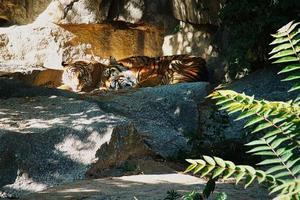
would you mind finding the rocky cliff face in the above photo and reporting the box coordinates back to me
[0,0,226,83]
[0,22,163,72]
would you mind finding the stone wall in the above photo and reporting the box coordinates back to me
[0,0,228,82]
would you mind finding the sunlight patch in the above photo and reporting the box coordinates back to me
[54,126,113,164]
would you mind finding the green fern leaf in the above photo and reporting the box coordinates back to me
[266,165,286,174]
[251,121,273,133]
[270,137,289,149]
[255,170,267,183]
[257,158,282,165]
[252,151,275,156]
[292,165,300,174]
[200,166,215,177]
[212,167,226,179]
[271,21,294,38]
[247,145,271,153]
[193,163,206,174]
[223,169,235,180]
[272,56,299,64]
[245,174,256,188]
[245,139,266,146]
[278,63,300,74]
[184,164,197,173]
[288,82,300,92]
[282,72,300,81]
[225,161,236,169]
[270,47,300,59]
[235,171,246,184]
[203,156,216,166]
[274,171,292,179]
[244,115,265,128]
[270,30,300,45]
[214,157,226,168]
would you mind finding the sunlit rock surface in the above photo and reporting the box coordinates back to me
[171,0,226,25]
[21,174,268,200]
[0,0,52,25]
[0,22,163,74]
[163,21,226,83]
[0,78,209,197]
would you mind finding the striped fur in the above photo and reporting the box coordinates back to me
[107,55,208,89]
[60,60,106,92]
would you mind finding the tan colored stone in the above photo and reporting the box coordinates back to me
[0,0,52,25]
[59,23,163,60]
[21,174,269,200]
[0,22,163,74]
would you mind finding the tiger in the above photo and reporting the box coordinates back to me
[106,55,208,90]
[58,60,107,92]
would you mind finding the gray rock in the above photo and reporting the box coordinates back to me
[171,0,226,26]
[162,21,226,83]
[0,78,210,197]
[197,67,296,162]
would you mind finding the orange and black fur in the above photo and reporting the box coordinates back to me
[59,60,106,92]
[111,55,208,88]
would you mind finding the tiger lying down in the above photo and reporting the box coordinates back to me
[59,55,208,92]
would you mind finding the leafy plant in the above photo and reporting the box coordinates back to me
[214,192,228,200]
[219,0,300,80]
[185,21,300,200]
[164,190,181,200]
[182,191,202,200]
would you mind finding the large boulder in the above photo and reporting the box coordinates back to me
[196,67,296,162]
[0,22,163,74]
[0,0,52,25]
[163,21,226,83]
[0,77,209,197]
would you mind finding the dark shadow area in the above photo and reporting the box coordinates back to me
[0,77,77,99]
[0,77,127,198]
[0,18,11,27]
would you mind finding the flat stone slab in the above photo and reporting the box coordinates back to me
[21,173,269,200]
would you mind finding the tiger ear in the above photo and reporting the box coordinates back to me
[109,56,118,65]
[61,61,68,67]
[87,63,95,71]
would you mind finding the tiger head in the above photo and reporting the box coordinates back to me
[101,59,138,90]
[61,60,95,92]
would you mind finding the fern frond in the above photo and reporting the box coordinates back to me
[209,90,300,181]
[270,20,300,96]
[185,157,300,199]
[185,156,278,188]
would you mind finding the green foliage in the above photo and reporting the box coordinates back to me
[164,190,181,200]
[220,0,300,80]
[269,20,300,100]
[185,21,300,199]
[182,191,202,200]
[214,192,228,200]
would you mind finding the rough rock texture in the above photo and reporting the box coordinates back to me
[163,21,226,83]
[0,78,209,197]
[197,67,296,162]
[0,0,176,26]
[0,22,163,73]
[21,174,269,200]
[86,124,154,178]
[0,0,52,25]
[171,0,226,26]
